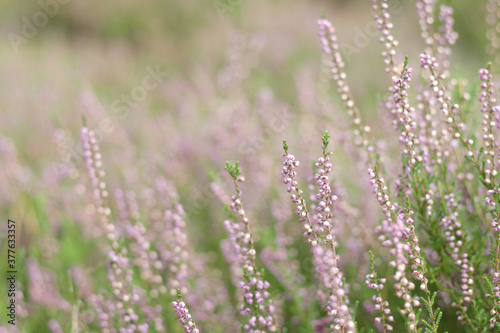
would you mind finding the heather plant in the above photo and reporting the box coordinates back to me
[3,1,500,333]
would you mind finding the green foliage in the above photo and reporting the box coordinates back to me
[225,160,242,179]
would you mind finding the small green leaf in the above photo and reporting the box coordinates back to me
[283,139,289,154]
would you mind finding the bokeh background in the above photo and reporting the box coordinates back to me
[0,0,496,332]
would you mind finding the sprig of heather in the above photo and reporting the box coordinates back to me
[478,65,499,185]
[392,59,421,167]
[80,127,143,331]
[366,251,393,332]
[150,178,235,330]
[316,132,355,333]
[416,0,437,51]
[172,290,200,333]
[282,135,355,333]
[401,202,443,333]
[116,189,165,301]
[419,54,482,176]
[281,142,318,244]
[370,168,420,332]
[317,18,374,160]
[26,258,71,311]
[372,0,400,80]
[368,167,397,221]
[419,53,456,151]
[370,167,443,332]
[389,58,423,199]
[224,162,277,333]
[439,209,474,326]
[261,197,306,298]
[314,131,338,250]
[414,88,442,167]
[416,1,457,76]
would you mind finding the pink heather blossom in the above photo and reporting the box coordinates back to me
[172,291,200,333]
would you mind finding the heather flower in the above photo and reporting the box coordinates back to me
[416,0,437,50]
[151,177,236,331]
[317,18,374,159]
[80,126,144,331]
[391,61,420,166]
[372,0,400,79]
[260,196,306,301]
[0,135,30,206]
[10,1,500,332]
[485,187,500,327]
[313,132,338,247]
[27,258,71,311]
[366,251,393,332]
[370,165,444,332]
[374,212,418,332]
[282,136,355,332]
[436,5,458,72]
[401,207,442,332]
[368,168,397,221]
[224,162,277,333]
[281,144,318,244]
[172,290,200,333]
[419,53,478,166]
[439,207,474,322]
[478,66,498,185]
[487,0,500,64]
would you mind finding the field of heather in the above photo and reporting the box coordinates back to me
[2,0,500,332]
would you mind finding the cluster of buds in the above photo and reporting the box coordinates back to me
[317,18,372,153]
[312,244,355,333]
[440,211,474,322]
[172,291,200,333]
[370,169,420,332]
[486,188,500,234]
